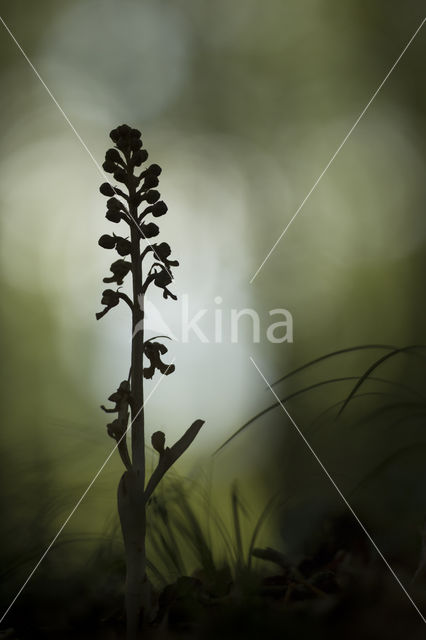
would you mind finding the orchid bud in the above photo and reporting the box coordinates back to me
[100,182,115,197]
[103,260,131,285]
[130,138,142,151]
[144,190,160,204]
[115,238,132,256]
[150,201,168,217]
[155,243,171,259]
[106,197,123,210]
[141,222,159,238]
[133,149,149,166]
[146,163,162,177]
[102,160,116,174]
[151,431,166,455]
[106,209,122,223]
[142,175,159,191]
[105,148,122,163]
[101,289,119,306]
[99,234,116,249]
[114,168,127,184]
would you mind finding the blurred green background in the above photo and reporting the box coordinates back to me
[0,0,425,623]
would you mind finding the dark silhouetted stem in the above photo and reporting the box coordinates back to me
[120,154,148,639]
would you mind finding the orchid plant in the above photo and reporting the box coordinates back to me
[96,124,204,639]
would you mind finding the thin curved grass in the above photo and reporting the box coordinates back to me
[350,400,426,427]
[215,375,411,455]
[247,493,282,570]
[271,344,396,388]
[308,392,396,435]
[150,495,187,575]
[337,345,426,416]
[231,483,244,571]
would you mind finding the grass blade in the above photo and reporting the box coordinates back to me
[337,345,426,416]
[215,375,412,455]
[271,344,396,388]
